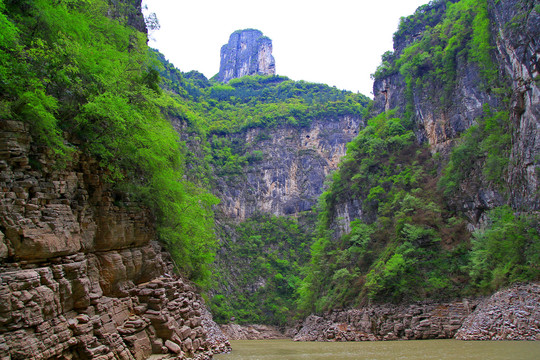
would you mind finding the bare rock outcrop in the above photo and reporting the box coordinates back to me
[216,29,275,83]
[294,283,540,342]
[293,300,477,342]
[213,115,362,220]
[455,283,540,340]
[219,324,287,340]
[370,0,540,220]
[0,120,230,359]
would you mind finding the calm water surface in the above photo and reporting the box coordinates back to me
[214,339,540,360]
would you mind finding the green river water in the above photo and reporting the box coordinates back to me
[214,339,540,360]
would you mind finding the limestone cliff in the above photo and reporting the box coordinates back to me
[339,0,539,228]
[0,121,230,359]
[214,116,362,220]
[216,29,276,83]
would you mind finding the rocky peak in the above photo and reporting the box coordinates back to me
[217,29,276,83]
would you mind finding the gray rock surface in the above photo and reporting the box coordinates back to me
[293,300,478,341]
[455,283,540,340]
[219,324,287,340]
[217,29,275,83]
[293,283,540,341]
[213,116,362,220]
[336,0,540,230]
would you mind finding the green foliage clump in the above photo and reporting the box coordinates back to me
[468,206,540,291]
[374,0,500,106]
[0,0,218,285]
[299,0,537,315]
[438,106,511,196]
[210,213,312,326]
[148,56,371,134]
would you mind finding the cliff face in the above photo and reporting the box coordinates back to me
[491,0,540,211]
[217,29,276,83]
[214,116,362,220]
[0,121,229,359]
[354,0,539,226]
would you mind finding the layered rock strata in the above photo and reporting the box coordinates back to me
[214,116,362,220]
[0,120,230,359]
[455,283,540,340]
[217,29,276,83]
[293,300,478,342]
[293,283,540,342]
[219,324,287,340]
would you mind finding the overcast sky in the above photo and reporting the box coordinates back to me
[142,0,430,97]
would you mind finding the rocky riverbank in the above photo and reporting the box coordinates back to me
[213,283,540,343]
[292,300,477,341]
[455,283,540,340]
[219,324,289,340]
[291,283,540,342]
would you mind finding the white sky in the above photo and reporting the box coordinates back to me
[142,0,430,97]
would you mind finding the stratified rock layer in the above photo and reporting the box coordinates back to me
[293,283,540,342]
[217,29,275,83]
[455,283,540,340]
[0,120,230,359]
[293,300,478,341]
[219,324,287,340]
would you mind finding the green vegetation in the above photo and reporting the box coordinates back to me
[298,0,539,315]
[298,111,471,312]
[3,0,537,328]
[0,0,370,300]
[210,213,312,326]
[299,106,539,313]
[468,206,539,291]
[0,0,218,284]
[438,106,511,195]
[150,55,370,135]
[373,0,500,106]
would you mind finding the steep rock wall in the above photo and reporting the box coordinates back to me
[217,29,276,83]
[215,116,362,220]
[339,0,539,229]
[0,121,230,359]
[491,0,540,211]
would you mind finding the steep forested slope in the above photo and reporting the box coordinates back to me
[0,0,218,284]
[150,55,371,325]
[0,1,235,358]
[298,0,539,314]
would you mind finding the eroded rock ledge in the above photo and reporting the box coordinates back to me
[219,324,288,340]
[292,283,540,342]
[455,283,540,340]
[0,120,230,359]
[293,300,477,342]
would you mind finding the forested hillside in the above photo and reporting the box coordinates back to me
[298,0,539,314]
[151,53,371,325]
